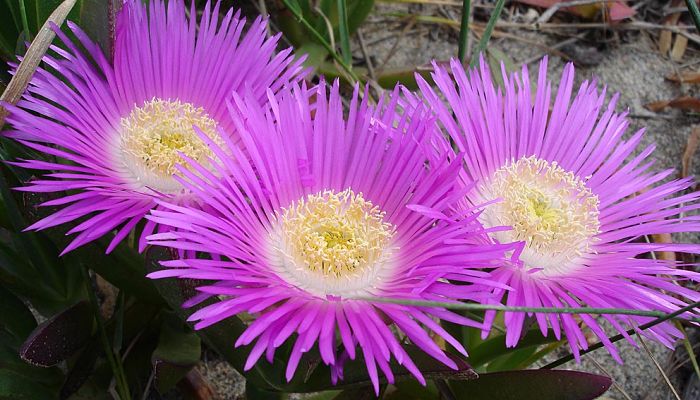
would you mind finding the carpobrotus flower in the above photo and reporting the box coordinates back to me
[146,82,515,391]
[412,57,700,361]
[2,0,306,253]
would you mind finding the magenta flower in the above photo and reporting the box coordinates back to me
[2,0,306,254]
[412,58,700,361]
[146,82,515,392]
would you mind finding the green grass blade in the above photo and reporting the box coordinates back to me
[18,0,31,41]
[337,0,352,65]
[457,0,470,63]
[685,0,700,32]
[469,0,505,66]
[676,320,700,380]
[282,0,359,83]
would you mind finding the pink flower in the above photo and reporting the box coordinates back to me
[146,82,515,392]
[411,57,700,361]
[3,0,306,254]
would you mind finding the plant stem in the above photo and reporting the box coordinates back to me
[457,0,470,63]
[469,0,505,66]
[540,301,700,369]
[83,267,132,400]
[282,0,360,84]
[685,0,700,33]
[358,297,700,322]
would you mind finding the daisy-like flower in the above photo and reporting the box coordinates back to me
[146,82,516,392]
[412,57,700,361]
[2,0,306,254]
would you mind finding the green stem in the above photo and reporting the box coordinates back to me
[83,267,132,400]
[469,0,505,67]
[357,297,700,322]
[457,0,470,63]
[18,0,31,41]
[282,0,359,84]
[541,301,700,369]
[685,0,700,33]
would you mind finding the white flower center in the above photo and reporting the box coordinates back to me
[479,156,600,276]
[268,189,397,297]
[117,98,220,193]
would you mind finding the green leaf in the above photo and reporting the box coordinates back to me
[295,345,477,393]
[77,0,117,57]
[19,300,93,367]
[59,340,100,399]
[151,315,201,393]
[0,284,36,343]
[0,369,59,400]
[0,1,21,61]
[0,323,63,399]
[467,329,560,368]
[145,247,287,392]
[346,0,373,35]
[391,380,439,400]
[450,370,612,400]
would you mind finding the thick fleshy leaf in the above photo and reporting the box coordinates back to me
[0,330,63,399]
[450,370,612,400]
[145,247,287,392]
[19,301,93,366]
[59,340,100,399]
[0,285,36,343]
[295,345,477,393]
[468,330,562,368]
[0,370,59,400]
[76,0,118,57]
[151,316,201,393]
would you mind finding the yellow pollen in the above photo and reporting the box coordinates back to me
[278,189,395,278]
[119,98,220,191]
[484,156,600,264]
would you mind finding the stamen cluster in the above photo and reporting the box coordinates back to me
[482,156,600,269]
[119,98,220,192]
[278,189,395,279]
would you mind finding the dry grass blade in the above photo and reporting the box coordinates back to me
[649,233,676,261]
[660,0,683,55]
[675,320,700,382]
[682,126,700,178]
[637,332,682,400]
[671,34,688,61]
[587,355,633,400]
[0,0,78,129]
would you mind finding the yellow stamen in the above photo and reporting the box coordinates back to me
[481,156,600,270]
[118,98,220,192]
[278,189,395,279]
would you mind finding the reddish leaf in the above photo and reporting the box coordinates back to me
[608,2,635,21]
[451,370,612,400]
[19,301,93,367]
[514,0,634,20]
[667,71,700,84]
[645,96,700,113]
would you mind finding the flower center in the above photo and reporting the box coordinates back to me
[268,189,397,297]
[480,156,600,275]
[118,98,219,193]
